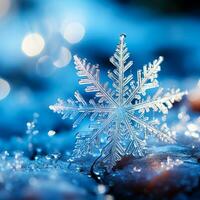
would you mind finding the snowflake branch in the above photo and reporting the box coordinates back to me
[90,113,116,141]
[49,92,115,128]
[117,34,125,105]
[72,114,115,160]
[124,56,163,105]
[50,99,114,113]
[127,111,175,143]
[123,115,145,156]
[101,118,125,171]
[74,55,117,106]
[129,89,187,114]
[109,34,133,105]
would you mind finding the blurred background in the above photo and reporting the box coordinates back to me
[0,0,200,143]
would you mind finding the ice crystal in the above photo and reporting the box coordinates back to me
[0,151,25,171]
[160,156,183,171]
[173,109,200,145]
[26,113,39,154]
[50,34,186,171]
[133,166,142,173]
[26,113,39,136]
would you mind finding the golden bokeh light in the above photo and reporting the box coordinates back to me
[21,33,45,57]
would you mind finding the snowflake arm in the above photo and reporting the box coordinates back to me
[127,111,175,143]
[49,91,113,128]
[129,88,187,114]
[100,118,125,171]
[72,113,116,160]
[109,34,133,105]
[123,115,146,157]
[90,113,116,141]
[124,56,163,105]
[74,55,117,106]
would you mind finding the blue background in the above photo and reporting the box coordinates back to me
[0,0,199,141]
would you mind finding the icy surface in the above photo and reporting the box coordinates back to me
[0,144,200,200]
[0,110,199,200]
[0,152,107,200]
[103,145,200,200]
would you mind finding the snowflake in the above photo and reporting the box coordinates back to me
[50,34,186,171]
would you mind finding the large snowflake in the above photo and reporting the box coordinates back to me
[50,34,186,171]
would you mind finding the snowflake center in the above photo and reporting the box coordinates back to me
[115,106,126,117]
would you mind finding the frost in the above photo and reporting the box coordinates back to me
[160,156,184,171]
[174,109,200,144]
[133,166,142,173]
[26,113,39,136]
[50,34,186,171]
[26,113,40,154]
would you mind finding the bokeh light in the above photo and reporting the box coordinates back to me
[53,47,72,68]
[48,130,56,137]
[0,0,11,18]
[0,78,10,100]
[62,22,85,44]
[21,33,45,57]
